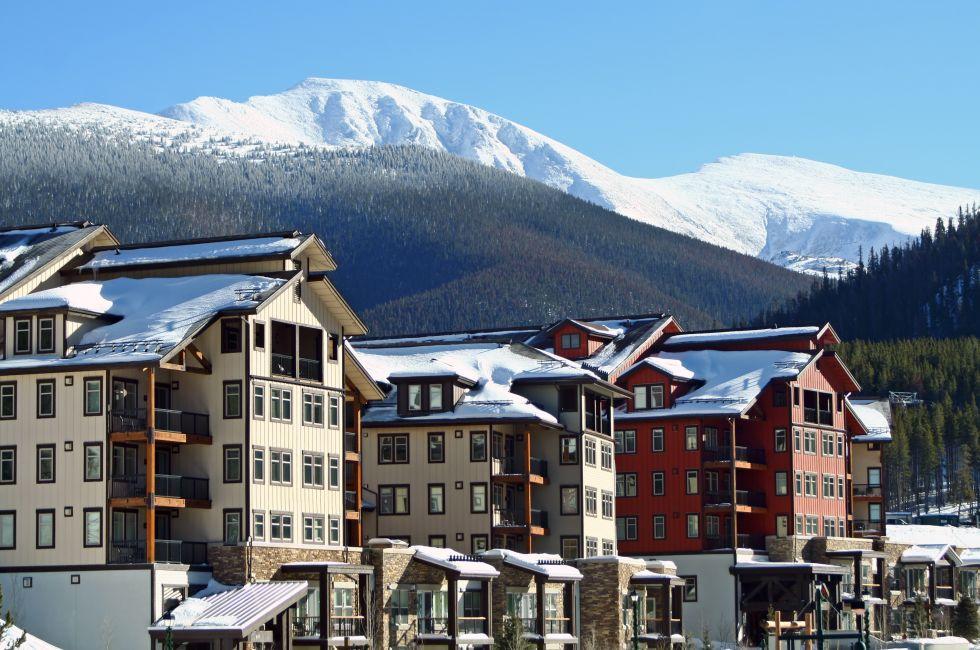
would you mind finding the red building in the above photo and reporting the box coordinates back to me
[608,324,868,554]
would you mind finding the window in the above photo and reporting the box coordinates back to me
[470,431,487,462]
[773,385,787,407]
[390,589,410,625]
[298,452,324,489]
[37,318,55,353]
[775,471,788,496]
[427,384,443,412]
[652,428,664,452]
[428,432,445,463]
[615,429,636,454]
[270,449,293,485]
[559,436,578,463]
[223,446,242,483]
[822,474,835,498]
[270,387,292,422]
[805,515,819,536]
[652,471,665,496]
[585,537,598,557]
[822,432,835,456]
[776,515,789,537]
[705,470,719,493]
[795,514,804,535]
[705,514,720,538]
[253,322,266,349]
[602,539,614,555]
[252,511,265,540]
[803,430,817,454]
[686,514,699,538]
[428,484,445,514]
[561,537,580,559]
[774,428,787,452]
[616,473,637,497]
[253,384,265,419]
[803,390,834,425]
[407,384,422,411]
[223,381,242,419]
[470,483,488,513]
[253,447,265,483]
[379,434,409,464]
[329,517,340,544]
[601,491,614,519]
[14,319,31,354]
[270,512,293,541]
[328,395,340,428]
[561,486,580,515]
[302,392,324,426]
[303,514,325,543]
[681,576,698,602]
[869,503,882,523]
[560,332,581,349]
[795,471,802,496]
[221,319,242,353]
[685,426,699,451]
[793,428,801,452]
[824,517,836,537]
[328,333,340,361]
[633,384,664,410]
[0,447,15,484]
[471,535,488,554]
[0,384,15,420]
[36,445,54,483]
[32,380,54,419]
[585,487,597,516]
[84,508,102,547]
[837,433,845,457]
[686,470,699,494]
[584,438,596,466]
[804,473,818,497]
[328,456,340,489]
[600,443,613,470]
[379,485,410,515]
[653,515,666,539]
[0,512,14,549]
[868,467,881,487]
[36,509,54,549]
[83,443,102,482]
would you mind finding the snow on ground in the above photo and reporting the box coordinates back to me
[5,78,979,272]
[887,524,980,548]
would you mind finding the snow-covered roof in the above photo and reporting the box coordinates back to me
[900,545,960,565]
[411,546,499,579]
[732,560,847,574]
[887,525,980,549]
[0,622,60,650]
[958,549,980,567]
[0,274,283,369]
[616,349,813,419]
[353,342,603,426]
[480,549,582,581]
[0,223,104,298]
[661,326,821,348]
[629,570,685,585]
[148,580,307,639]
[849,398,892,442]
[78,235,303,270]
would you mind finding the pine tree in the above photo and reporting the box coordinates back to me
[496,616,533,650]
[909,593,932,638]
[952,595,980,640]
[0,582,26,649]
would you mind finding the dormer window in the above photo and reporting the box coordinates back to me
[429,385,443,410]
[37,317,55,354]
[14,318,31,355]
[633,384,664,410]
[407,384,423,411]
[399,381,452,416]
[560,332,581,350]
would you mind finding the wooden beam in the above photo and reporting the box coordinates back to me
[525,430,533,553]
[186,343,212,373]
[146,367,156,564]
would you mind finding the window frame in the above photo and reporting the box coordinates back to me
[270,387,292,422]
[378,484,410,516]
[223,509,243,544]
[0,511,15,550]
[0,383,16,420]
[470,482,488,514]
[681,576,698,602]
[36,508,55,549]
[559,435,578,464]
[220,318,243,354]
[652,471,665,496]
[37,317,55,354]
[560,485,580,515]
[302,513,326,544]
[327,455,340,490]
[686,513,699,538]
[633,383,665,410]
[774,471,788,496]
[427,432,445,463]
[0,446,16,484]
[651,428,664,452]
[270,511,293,542]
[428,483,446,515]
[685,469,699,495]
[83,442,102,482]
[653,514,666,539]
[560,536,581,559]
[616,472,638,498]
[36,444,55,484]
[252,510,266,541]
[13,318,31,355]
[774,428,787,453]
[253,321,266,350]
[684,426,699,451]
[36,379,55,418]
[269,448,293,486]
[302,452,325,489]
[614,429,636,454]
[470,431,488,462]
[252,383,266,419]
[222,445,242,483]
[83,377,103,416]
[378,433,409,464]
[223,380,243,419]
[83,507,103,548]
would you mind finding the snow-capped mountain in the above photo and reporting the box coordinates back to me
[6,78,980,273]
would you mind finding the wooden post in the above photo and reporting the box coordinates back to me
[525,430,533,552]
[320,572,331,643]
[730,418,738,548]
[535,575,545,639]
[146,368,156,564]
[448,575,459,650]
[355,401,363,545]
[804,612,813,650]
[774,609,781,650]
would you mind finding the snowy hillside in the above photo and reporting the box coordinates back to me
[5,78,979,272]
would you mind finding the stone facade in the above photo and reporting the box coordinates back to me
[483,557,570,640]
[575,556,648,649]
[208,543,363,583]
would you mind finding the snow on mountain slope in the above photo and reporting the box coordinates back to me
[5,78,978,273]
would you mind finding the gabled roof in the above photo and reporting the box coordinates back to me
[901,545,961,566]
[616,349,814,420]
[411,546,499,579]
[355,326,541,348]
[0,274,284,371]
[343,340,386,402]
[480,549,583,581]
[846,398,892,442]
[148,580,308,641]
[660,324,831,349]
[0,222,116,300]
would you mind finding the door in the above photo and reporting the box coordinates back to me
[155,384,172,410]
[155,447,172,475]
[112,378,139,414]
[155,512,171,540]
[776,515,789,538]
[111,445,138,478]
[111,509,140,562]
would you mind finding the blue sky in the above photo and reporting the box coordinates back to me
[2,1,978,186]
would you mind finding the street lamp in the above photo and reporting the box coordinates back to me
[628,589,640,650]
[161,610,175,650]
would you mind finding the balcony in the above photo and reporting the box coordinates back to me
[493,508,549,532]
[299,356,322,381]
[109,474,210,507]
[271,352,295,377]
[344,490,359,513]
[344,431,359,456]
[491,455,548,483]
[459,617,488,635]
[642,619,683,637]
[584,412,612,436]
[108,539,207,564]
[293,615,366,639]
[703,489,766,510]
[418,616,449,635]
[110,408,211,444]
[853,483,883,498]
[702,445,766,466]
[545,617,571,635]
[704,532,766,550]
[852,519,885,536]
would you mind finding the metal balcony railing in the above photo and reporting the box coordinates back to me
[703,489,766,508]
[155,539,208,565]
[344,431,359,454]
[299,356,322,381]
[344,490,358,511]
[493,508,549,529]
[702,445,766,465]
[704,532,766,551]
[853,483,883,498]
[110,474,209,502]
[492,456,549,478]
[584,412,611,435]
[111,408,209,437]
[271,352,295,377]
[293,615,320,638]
[545,617,571,635]
[418,616,448,635]
[109,540,145,564]
[852,519,885,534]
[458,617,487,635]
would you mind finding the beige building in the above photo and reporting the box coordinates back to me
[0,225,383,649]
[352,332,627,558]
